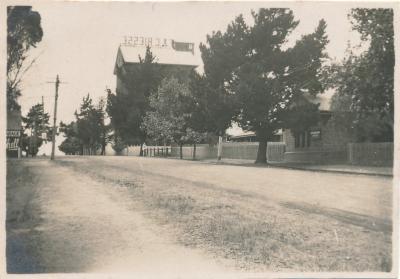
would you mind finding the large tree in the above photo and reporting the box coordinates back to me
[21,103,51,156]
[187,71,237,139]
[142,78,187,145]
[142,77,206,159]
[59,96,108,155]
[107,47,162,154]
[7,6,43,111]
[73,95,108,155]
[329,8,394,142]
[194,15,249,138]
[58,121,81,155]
[201,8,329,163]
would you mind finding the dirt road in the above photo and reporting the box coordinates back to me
[7,159,235,274]
[65,156,393,220]
[7,156,393,273]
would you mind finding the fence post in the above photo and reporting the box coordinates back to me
[217,136,223,160]
[348,143,352,165]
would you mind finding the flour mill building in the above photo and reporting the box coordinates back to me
[114,36,200,95]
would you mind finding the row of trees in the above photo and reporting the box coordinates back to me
[56,8,393,163]
[21,95,108,157]
[58,95,109,155]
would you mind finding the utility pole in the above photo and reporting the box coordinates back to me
[33,120,37,157]
[50,75,60,160]
[47,75,67,160]
[41,96,46,144]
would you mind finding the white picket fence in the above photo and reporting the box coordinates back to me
[348,142,393,166]
[140,142,286,162]
[143,146,172,157]
[104,141,393,166]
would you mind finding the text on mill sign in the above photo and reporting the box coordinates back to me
[122,36,194,53]
[123,36,170,48]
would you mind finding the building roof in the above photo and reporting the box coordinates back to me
[229,131,256,138]
[227,125,283,138]
[117,45,201,68]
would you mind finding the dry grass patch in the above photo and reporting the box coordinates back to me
[151,194,195,215]
[58,158,392,272]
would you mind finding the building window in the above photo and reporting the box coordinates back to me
[295,131,311,148]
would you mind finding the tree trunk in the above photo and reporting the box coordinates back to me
[101,141,106,155]
[255,140,267,164]
[179,143,183,159]
[193,143,196,160]
[255,129,268,164]
[101,131,106,155]
[217,135,223,161]
[139,143,143,156]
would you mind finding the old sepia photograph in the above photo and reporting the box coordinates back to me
[2,0,398,278]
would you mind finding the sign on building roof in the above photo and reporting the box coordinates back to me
[122,36,194,54]
[117,36,200,68]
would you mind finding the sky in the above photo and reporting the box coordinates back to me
[15,1,387,154]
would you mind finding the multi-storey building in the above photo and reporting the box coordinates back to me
[114,36,200,95]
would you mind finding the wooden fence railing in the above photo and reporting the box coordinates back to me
[141,142,286,162]
[267,142,286,162]
[143,146,171,157]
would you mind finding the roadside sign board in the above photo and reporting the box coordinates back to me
[6,129,21,150]
[310,130,321,140]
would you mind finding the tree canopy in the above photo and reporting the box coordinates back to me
[142,77,207,146]
[59,95,108,155]
[7,6,43,111]
[199,8,329,162]
[329,8,394,142]
[58,121,81,155]
[142,77,188,145]
[21,103,51,156]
